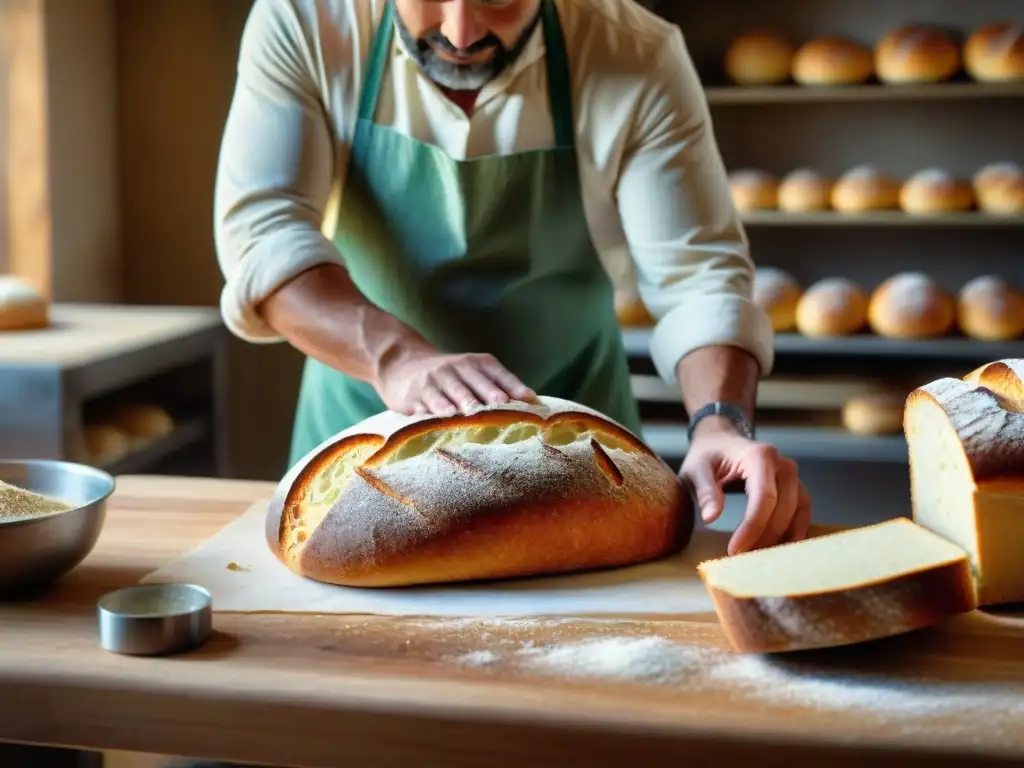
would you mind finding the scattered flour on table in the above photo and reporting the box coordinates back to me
[451,633,1024,727]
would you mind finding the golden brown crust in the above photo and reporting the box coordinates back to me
[965,22,1024,82]
[704,557,976,653]
[842,393,906,435]
[728,170,778,211]
[875,25,961,84]
[269,397,693,587]
[792,36,875,85]
[724,30,795,85]
[957,276,1024,341]
[753,267,802,332]
[973,163,1024,215]
[868,272,956,339]
[0,301,49,331]
[831,167,901,212]
[907,360,1024,482]
[899,170,975,214]
[795,277,869,337]
[777,170,833,212]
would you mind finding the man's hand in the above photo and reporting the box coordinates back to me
[681,426,811,555]
[375,343,536,417]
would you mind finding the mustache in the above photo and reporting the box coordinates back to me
[420,30,505,57]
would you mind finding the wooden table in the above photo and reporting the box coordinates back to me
[1,476,1023,768]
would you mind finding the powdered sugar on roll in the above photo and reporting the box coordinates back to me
[908,168,957,186]
[0,276,44,307]
[884,272,939,317]
[807,277,864,312]
[729,169,777,187]
[754,267,801,305]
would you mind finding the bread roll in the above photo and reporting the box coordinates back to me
[777,169,833,212]
[615,292,654,327]
[696,518,976,653]
[795,277,869,337]
[724,30,795,85]
[791,36,875,85]
[875,24,961,84]
[868,272,955,339]
[268,396,693,587]
[110,404,175,448]
[899,168,975,214]
[972,162,1024,215]
[83,424,131,466]
[753,267,802,332]
[728,169,778,211]
[831,165,901,212]
[0,275,49,332]
[841,392,906,435]
[957,275,1024,341]
[906,359,1024,606]
[964,22,1024,82]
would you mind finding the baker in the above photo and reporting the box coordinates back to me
[213,0,812,557]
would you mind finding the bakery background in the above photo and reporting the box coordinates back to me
[0,0,1022,534]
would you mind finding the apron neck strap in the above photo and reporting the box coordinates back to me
[358,0,576,149]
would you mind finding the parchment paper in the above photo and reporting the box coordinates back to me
[141,502,726,617]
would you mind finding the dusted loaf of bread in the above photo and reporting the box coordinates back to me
[697,517,976,654]
[906,360,1024,606]
[267,396,693,587]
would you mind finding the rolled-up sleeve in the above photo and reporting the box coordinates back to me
[614,28,774,383]
[214,0,339,343]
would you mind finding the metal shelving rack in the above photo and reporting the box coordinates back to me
[634,1,1023,478]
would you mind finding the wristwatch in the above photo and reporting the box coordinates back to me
[686,401,756,442]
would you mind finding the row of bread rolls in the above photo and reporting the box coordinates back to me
[755,268,1024,341]
[725,23,1024,86]
[83,404,176,467]
[729,163,1024,215]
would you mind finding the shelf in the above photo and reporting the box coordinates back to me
[102,417,209,476]
[631,374,880,410]
[704,82,1024,106]
[739,211,1024,227]
[621,329,1024,360]
[642,422,908,464]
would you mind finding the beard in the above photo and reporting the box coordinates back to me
[394,9,541,91]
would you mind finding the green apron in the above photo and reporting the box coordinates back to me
[288,0,641,467]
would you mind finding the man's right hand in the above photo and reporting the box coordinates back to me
[375,343,536,417]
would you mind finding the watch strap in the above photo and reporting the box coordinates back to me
[687,401,755,442]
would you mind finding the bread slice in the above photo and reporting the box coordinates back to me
[905,359,1024,606]
[696,518,976,653]
[267,396,693,588]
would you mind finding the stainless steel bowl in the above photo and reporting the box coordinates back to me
[0,459,115,594]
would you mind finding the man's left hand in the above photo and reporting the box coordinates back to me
[680,429,811,555]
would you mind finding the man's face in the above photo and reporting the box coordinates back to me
[394,0,543,90]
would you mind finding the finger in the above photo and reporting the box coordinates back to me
[728,445,780,555]
[412,401,428,416]
[783,481,813,544]
[433,367,482,412]
[681,457,725,524]
[457,363,511,406]
[752,458,799,550]
[482,360,535,401]
[420,385,457,416]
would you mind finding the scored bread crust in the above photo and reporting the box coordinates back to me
[702,556,976,653]
[267,396,693,588]
[905,359,1024,482]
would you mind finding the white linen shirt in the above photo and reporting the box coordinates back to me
[213,0,775,383]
